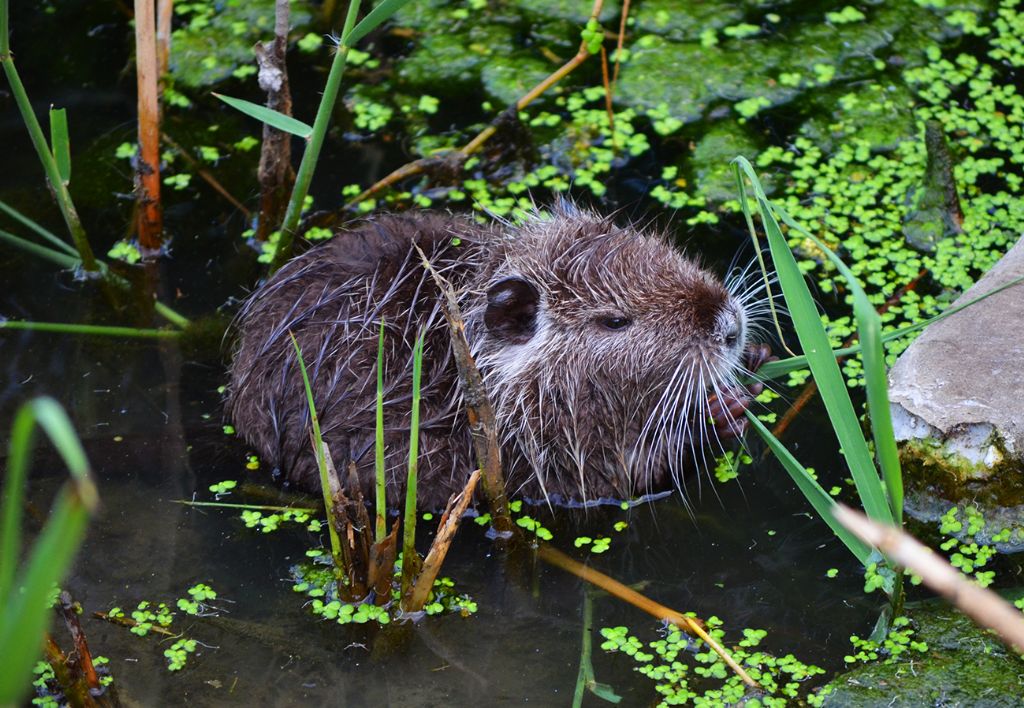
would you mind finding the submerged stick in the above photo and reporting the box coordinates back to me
[93,610,175,637]
[834,505,1024,654]
[134,0,163,253]
[415,246,515,538]
[572,590,622,706]
[161,132,251,218]
[57,591,101,695]
[537,545,759,689]
[405,470,481,611]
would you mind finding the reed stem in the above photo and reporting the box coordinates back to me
[374,318,387,543]
[134,0,163,253]
[400,331,424,600]
[0,200,78,257]
[0,0,98,272]
[270,0,362,272]
[153,301,190,329]
[0,320,180,339]
[0,228,80,270]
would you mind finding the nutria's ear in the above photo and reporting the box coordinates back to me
[485,277,539,344]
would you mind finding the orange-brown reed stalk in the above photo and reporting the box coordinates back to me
[134,0,163,254]
[156,0,173,80]
[537,545,758,688]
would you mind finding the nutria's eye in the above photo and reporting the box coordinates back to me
[598,316,632,331]
[725,326,740,347]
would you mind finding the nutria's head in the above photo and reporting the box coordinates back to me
[468,205,756,502]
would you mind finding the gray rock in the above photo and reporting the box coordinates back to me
[889,236,1024,461]
[888,236,1024,546]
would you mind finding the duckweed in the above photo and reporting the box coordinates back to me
[291,552,478,626]
[600,616,825,706]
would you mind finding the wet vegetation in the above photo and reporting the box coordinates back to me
[3,0,1024,705]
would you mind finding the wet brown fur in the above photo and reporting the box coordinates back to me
[226,207,752,509]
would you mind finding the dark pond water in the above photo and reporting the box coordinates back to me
[1,2,889,705]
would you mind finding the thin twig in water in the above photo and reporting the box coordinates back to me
[161,133,251,218]
[93,611,175,637]
[537,545,759,688]
[344,0,606,210]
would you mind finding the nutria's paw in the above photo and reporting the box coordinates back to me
[742,344,778,399]
[744,343,777,374]
[707,387,752,441]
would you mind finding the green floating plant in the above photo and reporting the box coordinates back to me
[290,552,477,626]
[104,583,221,672]
[600,617,825,706]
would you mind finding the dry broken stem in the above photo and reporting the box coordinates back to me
[405,470,481,611]
[834,504,1024,654]
[415,245,516,538]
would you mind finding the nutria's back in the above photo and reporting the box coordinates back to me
[226,207,756,509]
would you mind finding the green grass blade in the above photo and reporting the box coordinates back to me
[0,406,35,603]
[780,220,903,524]
[402,331,425,569]
[0,320,181,339]
[746,412,872,564]
[1,48,98,270]
[0,397,97,705]
[49,107,70,185]
[734,157,892,526]
[153,301,191,329]
[756,272,1024,381]
[375,318,387,543]
[346,0,415,45]
[0,227,81,270]
[0,199,78,257]
[213,93,313,138]
[0,490,89,703]
[27,399,91,484]
[289,333,345,579]
[271,0,362,271]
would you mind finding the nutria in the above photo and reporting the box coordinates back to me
[225,205,770,509]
